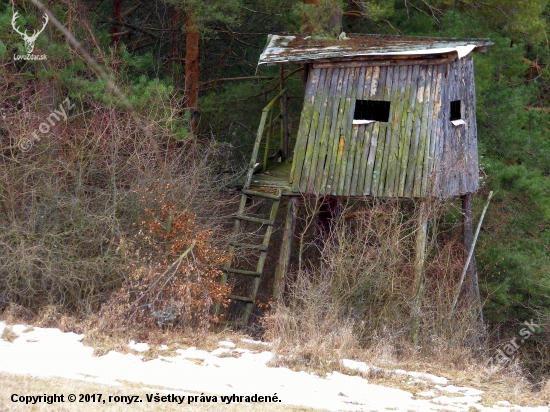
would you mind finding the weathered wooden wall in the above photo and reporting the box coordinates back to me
[434,56,479,197]
[290,55,479,198]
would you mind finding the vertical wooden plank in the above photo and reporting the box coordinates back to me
[422,63,443,196]
[330,67,355,195]
[467,57,479,193]
[298,68,328,192]
[404,65,430,198]
[335,67,360,196]
[305,68,334,192]
[385,65,409,197]
[452,57,462,196]
[353,66,374,195]
[280,67,290,160]
[461,56,477,194]
[342,67,364,196]
[291,68,321,191]
[391,65,411,196]
[433,62,449,197]
[461,56,477,195]
[349,66,368,196]
[440,61,455,196]
[412,65,434,197]
[432,63,447,198]
[397,64,419,196]
[458,57,466,195]
[312,67,341,192]
[454,58,462,196]
[373,66,397,196]
[325,67,352,194]
[370,66,393,196]
[319,68,347,194]
[362,65,384,196]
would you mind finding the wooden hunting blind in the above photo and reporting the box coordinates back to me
[217,34,492,327]
[255,34,493,198]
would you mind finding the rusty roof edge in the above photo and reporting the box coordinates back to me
[262,32,494,45]
[258,34,493,66]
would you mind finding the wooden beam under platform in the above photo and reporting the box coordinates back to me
[273,196,300,300]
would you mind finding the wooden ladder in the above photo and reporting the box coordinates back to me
[215,89,287,328]
[216,188,282,327]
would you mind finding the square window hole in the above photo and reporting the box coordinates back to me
[354,100,390,122]
[450,100,461,121]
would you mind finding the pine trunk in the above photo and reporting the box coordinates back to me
[185,11,200,135]
[111,0,123,54]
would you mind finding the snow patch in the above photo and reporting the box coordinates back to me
[341,359,370,374]
[435,384,484,396]
[394,369,448,385]
[211,347,232,357]
[416,390,436,397]
[129,340,150,352]
[240,338,272,347]
[0,323,546,412]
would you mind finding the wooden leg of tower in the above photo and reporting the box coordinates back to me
[462,193,484,330]
[462,194,475,305]
[410,199,429,344]
[274,196,300,301]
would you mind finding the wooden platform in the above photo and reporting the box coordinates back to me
[250,162,295,194]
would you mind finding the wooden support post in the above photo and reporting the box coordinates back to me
[449,191,493,323]
[274,196,300,300]
[462,193,485,333]
[410,200,429,344]
[264,109,273,171]
[280,66,290,160]
[461,195,479,304]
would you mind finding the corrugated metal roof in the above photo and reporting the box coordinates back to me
[258,34,493,65]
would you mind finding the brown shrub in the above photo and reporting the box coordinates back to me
[96,189,232,336]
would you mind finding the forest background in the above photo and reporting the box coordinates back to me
[1,0,549,387]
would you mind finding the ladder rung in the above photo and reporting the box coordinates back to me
[224,268,262,277]
[235,215,274,225]
[226,294,253,303]
[229,242,267,251]
[242,189,281,200]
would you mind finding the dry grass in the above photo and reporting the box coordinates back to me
[262,197,550,407]
[264,198,480,369]
[1,327,18,343]
[0,373,321,412]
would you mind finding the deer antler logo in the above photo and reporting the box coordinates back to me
[11,10,49,55]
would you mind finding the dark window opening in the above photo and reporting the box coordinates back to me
[450,100,461,121]
[354,100,390,122]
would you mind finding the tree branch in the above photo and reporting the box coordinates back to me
[199,76,273,88]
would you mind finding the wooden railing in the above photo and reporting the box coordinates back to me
[243,88,287,189]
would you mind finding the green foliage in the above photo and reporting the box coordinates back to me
[463,0,548,45]
[296,0,345,37]
[0,40,6,59]
[354,0,395,22]
[161,0,243,36]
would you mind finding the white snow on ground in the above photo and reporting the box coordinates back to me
[128,340,150,352]
[0,322,548,412]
